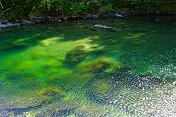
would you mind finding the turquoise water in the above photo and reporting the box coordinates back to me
[0,17,176,117]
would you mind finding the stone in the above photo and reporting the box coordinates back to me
[20,19,35,25]
[82,14,99,19]
[94,24,111,29]
[115,12,124,18]
[0,18,35,29]
[0,23,13,28]
[93,24,116,31]
[1,20,8,24]
[63,16,69,21]
[31,16,47,23]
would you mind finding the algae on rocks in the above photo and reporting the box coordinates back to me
[38,87,65,97]
[77,57,123,74]
[64,45,88,66]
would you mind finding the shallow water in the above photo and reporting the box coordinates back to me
[0,16,176,117]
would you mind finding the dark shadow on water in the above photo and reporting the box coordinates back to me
[0,104,43,116]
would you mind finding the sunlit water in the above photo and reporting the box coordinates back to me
[0,16,176,117]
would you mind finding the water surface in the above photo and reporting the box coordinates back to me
[0,17,176,117]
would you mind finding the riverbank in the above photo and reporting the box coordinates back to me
[1,12,176,29]
[1,0,176,29]
[0,13,125,29]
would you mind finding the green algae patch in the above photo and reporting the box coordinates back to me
[38,87,65,97]
[43,60,63,69]
[39,37,64,47]
[0,18,176,116]
[97,82,111,92]
[48,72,92,87]
[64,45,88,66]
[77,57,123,74]
[15,61,35,70]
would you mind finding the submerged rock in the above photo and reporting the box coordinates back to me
[36,100,79,117]
[79,58,111,73]
[51,107,75,116]
[115,13,125,18]
[0,93,50,117]
[20,19,35,25]
[0,104,42,116]
[93,24,116,31]
[94,24,112,29]
[155,18,160,22]
[38,87,65,97]
[78,57,121,74]
[65,46,88,66]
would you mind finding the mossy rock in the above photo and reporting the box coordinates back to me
[38,87,65,98]
[64,45,88,66]
[78,57,122,74]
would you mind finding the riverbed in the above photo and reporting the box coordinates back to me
[0,16,176,117]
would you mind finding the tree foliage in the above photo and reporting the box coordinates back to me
[1,0,176,19]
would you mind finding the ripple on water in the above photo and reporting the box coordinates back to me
[0,17,176,116]
[87,73,176,117]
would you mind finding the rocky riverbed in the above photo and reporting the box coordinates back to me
[0,13,125,29]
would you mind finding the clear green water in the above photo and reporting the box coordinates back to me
[0,17,176,117]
